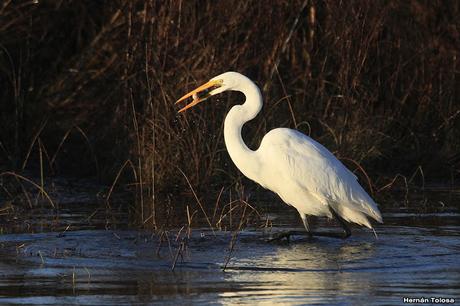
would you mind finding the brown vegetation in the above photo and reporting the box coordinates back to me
[0,1,459,227]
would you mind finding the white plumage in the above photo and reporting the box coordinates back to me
[256,128,382,228]
[177,71,382,237]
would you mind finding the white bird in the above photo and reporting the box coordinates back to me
[176,72,382,238]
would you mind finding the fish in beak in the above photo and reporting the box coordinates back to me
[176,79,223,113]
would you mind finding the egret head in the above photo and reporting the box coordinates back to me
[176,72,243,113]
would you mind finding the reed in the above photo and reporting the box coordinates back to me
[0,1,458,227]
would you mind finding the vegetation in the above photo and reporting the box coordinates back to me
[1,1,459,228]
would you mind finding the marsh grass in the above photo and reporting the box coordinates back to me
[0,1,459,228]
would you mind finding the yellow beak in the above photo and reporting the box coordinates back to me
[176,80,222,113]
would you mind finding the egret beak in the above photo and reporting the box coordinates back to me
[176,80,222,113]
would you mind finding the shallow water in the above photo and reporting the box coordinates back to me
[0,190,459,305]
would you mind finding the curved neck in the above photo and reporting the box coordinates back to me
[224,79,263,180]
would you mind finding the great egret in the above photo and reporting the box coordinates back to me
[176,72,382,238]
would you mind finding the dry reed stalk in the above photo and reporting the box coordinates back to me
[0,1,458,225]
[377,173,409,205]
[177,167,215,234]
[0,171,55,208]
[222,202,248,272]
[408,166,426,190]
[106,159,137,205]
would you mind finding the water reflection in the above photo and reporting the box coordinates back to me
[219,237,381,304]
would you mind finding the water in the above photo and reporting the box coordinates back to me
[0,190,459,305]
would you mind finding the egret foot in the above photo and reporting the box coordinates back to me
[267,230,350,242]
[268,209,352,242]
[267,230,314,243]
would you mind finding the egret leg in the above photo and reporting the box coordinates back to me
[267,213,313,242]
[329,208,351,238]
[300,214,313,238]
[267,230,308,242]
[302,212,351,239]
[267,210,351,242]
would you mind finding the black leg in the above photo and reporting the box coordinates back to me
[267,230,312,242]
[267,209,352,242]
[329,208,351,238]
[301,214,313,238]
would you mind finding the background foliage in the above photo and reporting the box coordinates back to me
[1,1,459,225]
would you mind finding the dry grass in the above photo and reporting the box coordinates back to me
[0,1,459,228]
